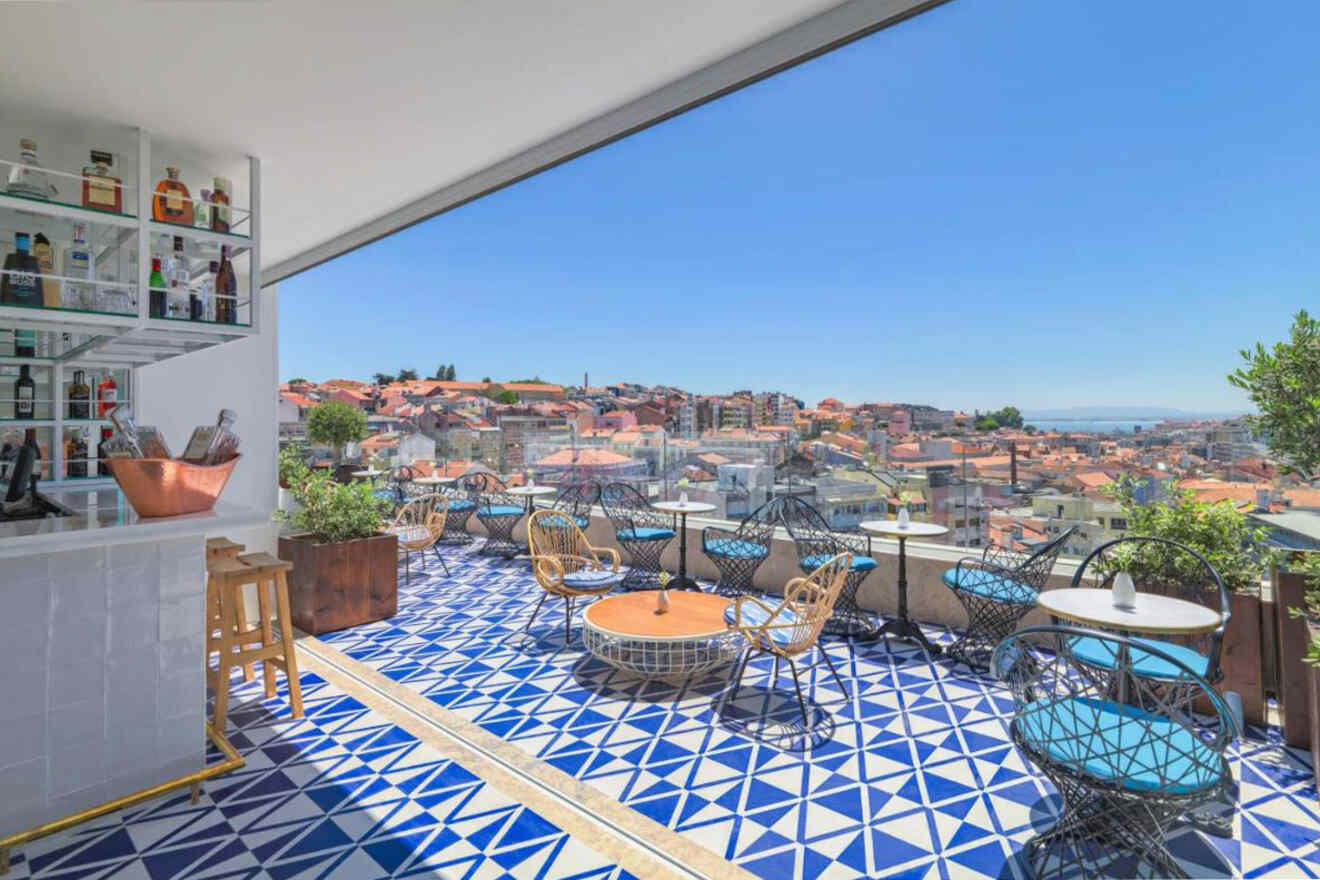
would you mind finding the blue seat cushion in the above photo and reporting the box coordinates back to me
[723,601,799,649]
[617,527,675,542]
[942,567,1037,605]
[536,513,581,530]
[446,498,475,512]
[479,505,524,517]
[1017,696,1225,795]
[801,553,877,573]
[562,569,625,591]
[1069,635,1211,681]
[371,488,398,502]
[706,538,770,560]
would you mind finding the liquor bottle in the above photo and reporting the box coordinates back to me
[67,369,91,419]
[96,426,113,476]
[108,404,171,458]
[182,409,239,464]
[194,189,211,230]
[152,167,193,225]
[169,236,189,317]
[62,223,94,310]
[5,139,56,201]
[2,233,43,308]
[148,257,167,319]
[81,150,123,213]
[211,177,232,233]
[96,372,118,417]
[14,330,36,359]
[33,233,59,307]
[23,428,42,479]
[198,260,218,321]
[66,429,88,478]
[215,246,237,324]
[14,365,35,419]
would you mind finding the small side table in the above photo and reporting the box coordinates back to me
[859,520,949,653]
[508,484,557,515]
[351,469,385,485]
[652,500,716,590]
[413,475,456,492]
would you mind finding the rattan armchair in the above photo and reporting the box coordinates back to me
[386,493,451,581]
[524,509,624,643]
[994,625,1238,879]
[460,471,524,557]
[600,482,675,589]
[724,552,852,729]
[777,496,879,637]
[701,497,778,597]
[941,526,1076,669]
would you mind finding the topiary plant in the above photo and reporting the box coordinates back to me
[306,400,368,463]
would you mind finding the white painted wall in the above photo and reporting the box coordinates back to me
[136,284,279,552]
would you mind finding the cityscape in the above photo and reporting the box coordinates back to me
[279,372,1317,558]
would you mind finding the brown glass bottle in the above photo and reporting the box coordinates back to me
[215,245,237,324]
[153,167,194,225]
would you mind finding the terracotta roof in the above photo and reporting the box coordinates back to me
[535,448,632,467]
[281,392,315,408]
[502,382,563,393]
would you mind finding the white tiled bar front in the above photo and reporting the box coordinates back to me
[0,489,265,839]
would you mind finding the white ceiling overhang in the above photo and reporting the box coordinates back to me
[1,0,947,283]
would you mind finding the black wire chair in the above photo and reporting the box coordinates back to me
[551,481,600,532]
[600,482,675,590]
[994,625,1238,880]
[435,480,477,546]
[701,497,778,597]
[777,496,879,638]
[1069,537,1230,689]
[460,471,524,557]
[940,526,1077,669]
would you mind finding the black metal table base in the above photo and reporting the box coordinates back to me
[878,616,942,654]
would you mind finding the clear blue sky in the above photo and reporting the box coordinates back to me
[280,0,1319,413]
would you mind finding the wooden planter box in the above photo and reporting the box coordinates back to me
[1308,660,1320,793]
[279,532,398,635]
[1215,592,1266,726]
[1274,567,1315,749]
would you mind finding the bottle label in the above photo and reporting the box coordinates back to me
[88,175,118,207]
[166,190,183,213]
[17,385,33,417]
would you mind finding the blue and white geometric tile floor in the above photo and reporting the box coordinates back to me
[317,548,1320,880]
[5,670,632,880]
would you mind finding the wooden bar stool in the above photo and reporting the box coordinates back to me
[206,537,253,681]
[207,553,304,730]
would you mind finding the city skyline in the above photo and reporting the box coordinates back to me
[280,0,1318,411]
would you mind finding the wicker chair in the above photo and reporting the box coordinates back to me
[994,625,1238,879]
[941,526,1077,669]
[777,496,879,637]
[701,497,778,596]
[600,482,675,589]
[524,509,624,643]
[725,552,853,729]
[386,494,450,581]
[1069,537,1230,688]
[460,471,524,557]
[551,481,600,531]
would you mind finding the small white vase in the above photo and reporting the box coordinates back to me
[679,491,688,505]
[1112,572,1137,609]
[656,589,670,614]
[897,507,910,529]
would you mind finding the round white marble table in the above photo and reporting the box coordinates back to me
[859,520,950,651]
[413,475,456,489]
[1036,588,1221,635]
[351,469,385,480]
[507,484,557,514]
[652,500,717,590]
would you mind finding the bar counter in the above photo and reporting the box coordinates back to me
[0,487,267,839]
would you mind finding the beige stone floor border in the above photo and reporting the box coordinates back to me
[295,633,757,880]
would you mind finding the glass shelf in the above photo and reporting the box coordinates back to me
[0,191,137,227]
[152,314,251,329]
[150,216,248,241]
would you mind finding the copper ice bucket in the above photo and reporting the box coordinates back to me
[107,455,240,518]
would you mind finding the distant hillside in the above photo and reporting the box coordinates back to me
[1022,406,1246,421]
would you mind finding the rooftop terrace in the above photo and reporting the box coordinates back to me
[8,545,1319,879]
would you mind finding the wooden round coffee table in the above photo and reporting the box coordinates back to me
[582,591,741,679]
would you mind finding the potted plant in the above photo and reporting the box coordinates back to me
[1108,477,1278,724]
[276,469,397,635]
[278,443,310,513]
[1229,309,1320,746]
[306,399,368,484]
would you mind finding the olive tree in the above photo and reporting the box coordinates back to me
[306,400,367,462]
